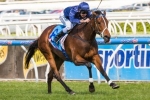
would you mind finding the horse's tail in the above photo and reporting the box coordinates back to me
[25,39,38,69]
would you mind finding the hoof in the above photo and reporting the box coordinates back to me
[110,82,120,89]
[48,91,52,94]
[89,85,95,93]
[69,91,76,95]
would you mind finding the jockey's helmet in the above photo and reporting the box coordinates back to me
[78,2,90,11]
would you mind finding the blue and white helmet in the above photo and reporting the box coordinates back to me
[78,2,90,11]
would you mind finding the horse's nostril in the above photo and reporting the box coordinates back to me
[103,36,110,43]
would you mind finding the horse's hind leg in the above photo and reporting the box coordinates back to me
[49,54,75,95]
[39,42,74,95]
[47,69,54,93]
[45,53,75,94]
[53,71,75,95]
[86,63,95,93]
[47,54,64,93]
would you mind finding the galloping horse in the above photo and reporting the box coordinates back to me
[25,10,119,95]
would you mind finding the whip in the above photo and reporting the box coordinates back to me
[96,0,102,10]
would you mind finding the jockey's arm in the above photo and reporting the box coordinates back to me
[69,8,90,24]
[69,8,80,24]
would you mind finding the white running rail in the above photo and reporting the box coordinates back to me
[0,12,150,37]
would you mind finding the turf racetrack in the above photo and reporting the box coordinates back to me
[0,81,150,100]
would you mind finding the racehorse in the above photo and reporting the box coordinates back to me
[25,10,119,95]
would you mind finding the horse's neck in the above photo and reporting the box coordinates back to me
[78,21,96,41]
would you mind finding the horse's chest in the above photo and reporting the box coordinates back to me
[84,48,96,58]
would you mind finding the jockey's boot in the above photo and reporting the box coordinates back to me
[54,31,65,43]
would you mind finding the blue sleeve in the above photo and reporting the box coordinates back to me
[69,7,80,24]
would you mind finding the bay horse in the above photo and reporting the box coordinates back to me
[25,10,119,95]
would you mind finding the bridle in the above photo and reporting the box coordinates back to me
[92,14,108,38]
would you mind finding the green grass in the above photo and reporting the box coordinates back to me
[0,81,150,100]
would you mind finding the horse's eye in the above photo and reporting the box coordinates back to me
[97,22,100,24]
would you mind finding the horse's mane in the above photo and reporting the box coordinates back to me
[69,23,87,35]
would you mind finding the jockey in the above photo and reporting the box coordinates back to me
[54,2,91,42]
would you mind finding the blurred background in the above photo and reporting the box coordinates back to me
[0,0,150,81]
[0,0,149,37]
[0,0,149,15]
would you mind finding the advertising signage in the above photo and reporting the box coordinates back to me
[64,43,150,81]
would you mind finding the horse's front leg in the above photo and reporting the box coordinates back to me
[86,62,95,93]
[73,56,95,92]
[92,55,119,89]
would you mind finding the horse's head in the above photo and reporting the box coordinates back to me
[91,10,111,43]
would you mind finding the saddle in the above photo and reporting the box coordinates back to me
[49,25,70,60]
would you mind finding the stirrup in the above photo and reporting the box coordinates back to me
[55,37,61,43]
[54,36,60,42]
[54,37,60,43]
[54,32,65,43]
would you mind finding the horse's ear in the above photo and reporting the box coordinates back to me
[103,10,106,16]
[92,11,97,17]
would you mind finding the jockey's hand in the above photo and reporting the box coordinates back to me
[80,18,90,23]
[80,19,85,23]
[85,18,90,23]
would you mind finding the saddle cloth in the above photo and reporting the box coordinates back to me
[49,25,70,60]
